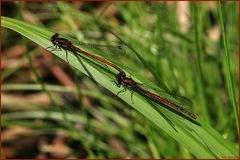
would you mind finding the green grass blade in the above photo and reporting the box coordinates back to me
[192,3,209,122]
[218,2,239,134]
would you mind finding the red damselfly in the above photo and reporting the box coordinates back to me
[115,71,197,119]
[49,33,123,73]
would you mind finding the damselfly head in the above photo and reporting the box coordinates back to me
[51,33,59,44]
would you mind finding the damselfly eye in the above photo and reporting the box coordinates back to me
[51,33,59,42]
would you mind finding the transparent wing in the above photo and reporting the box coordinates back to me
[65,38,126,56]
[137,82,193,109]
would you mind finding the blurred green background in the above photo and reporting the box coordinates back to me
[1,1,238,158]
